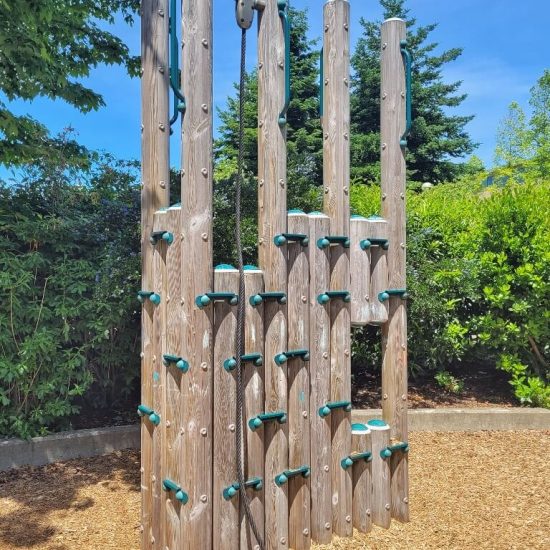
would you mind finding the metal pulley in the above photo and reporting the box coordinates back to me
[235,0,265,30]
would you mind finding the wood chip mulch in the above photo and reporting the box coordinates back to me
[0,431,548,549]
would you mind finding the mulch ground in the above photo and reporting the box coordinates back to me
[0,431,548,549]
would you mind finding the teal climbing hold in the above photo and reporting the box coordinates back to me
[318,401,352,418]
[150,231,174,246]
[360,238,389,251]
[273,233,309,247]
[162,479,188,504]
[223,353,263,371]
[248,411,287,431]
[249,292,287,307]
[316,235,350,249]
[137,404,160,426]
[341,451,372,470]
[274,349,309,365]
[137,291,161,306]
[378,288,408,302]
[317,291,351,305]
[163,354,189,373]
[274,465,310,486]
[381,441,409,458]
[222,477,263,500]
[195,292,238,308]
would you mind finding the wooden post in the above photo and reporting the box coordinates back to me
[180,0,214,547]
[241,267,265,550]
[287,211,311,550]
[308,213,332,544]
[140,0,169,545]
[323,0,352,537]
[213,266,239,550]
[366,216,389,325]
[368,419,391,529]
[258,0,288,548]
[380,18,409,523]
[351,423,372,533]
[152,211,168,549]
[350,215,370,326]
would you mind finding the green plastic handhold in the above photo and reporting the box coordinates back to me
[223,358,237,372]
[163,479,188,504]
[378,289,408,302]
[275,349,309,365]
[248,411,287,431]
[196,292,238,309]
[163,354,189,373]
[360,238,389,251]
[222,477,263,500]
[317,291,351,305]
[274,233,309,247]
[249,292,287,307]
[316,235,350,249]
[381,441,410,458]
[341,451,373,470]
[274,465,310,486]
[225,353,263,371]
[150,231,174,246]
[318,401,352,418]
[341,457,354,470]
[137,405,160,426]
[137,291,161,306]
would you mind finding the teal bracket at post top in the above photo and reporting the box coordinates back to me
[137,291,161,306]
[274,349,310,365]
[169,0,186,125]
[137,404,161,425]
[318,400,352,417]
[360,238,389,251]
[274,233,309,247]
[248,410,287,431]
[319,46,323,118]
[162,479,189,503]
[195,292,239,308]
[341,451,373,470]
[249,292,287,306]
[150,231,174,246]
[317,291,351,305]
[163,354,189,373]
[223,477,263,500]
[278,0,291,126]
[275,465,310,486]
[378,288,408,302]
[380,441,409,458]
[224,352,263,372]
[317,235,350,249]
[400,39,412,148]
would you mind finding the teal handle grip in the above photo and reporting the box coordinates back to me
[249,292,287,307]
[274,349,310,365]
[137,405,161,426]
[273,233,309,247]
[222,477,263,500]
[381,441,409,458]
[378,289,408,303]
[318,401,352,418]
[163,354,189,373]
[169,0,186,125]
[137,291,161,306]
[317,291,351,305]
[196,292,239,308]
[316,235,350,249]
[163,479,189,504]
[278,1,291,126]
[360,238,389,251]
[341,451,372,470]
[248,411,287,431]
[150,231,174,246]
[275,465,310,486]
[400,40,412,148]
[224,353,263,371]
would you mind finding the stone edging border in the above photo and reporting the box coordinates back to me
[1,408,548,471]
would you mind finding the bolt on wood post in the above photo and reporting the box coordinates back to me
[180,1,214,548]
[258,0,289,548]
[140,0,169,547]
[322,0,352,537]
[380,17,409,523]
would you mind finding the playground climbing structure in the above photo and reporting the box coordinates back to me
[139,1,411,548]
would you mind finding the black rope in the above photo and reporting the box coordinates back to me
[235,27,265,550]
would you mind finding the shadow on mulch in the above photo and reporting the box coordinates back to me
[0,451,140,549]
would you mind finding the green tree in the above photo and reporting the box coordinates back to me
[529,69,550,177]
[494,102,532,168]
[0,0,139,166]
[350,0,476,184]
[214,7,323,265]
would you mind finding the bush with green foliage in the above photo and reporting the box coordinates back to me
[0,157,141,438]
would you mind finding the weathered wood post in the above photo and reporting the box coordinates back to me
[258,1,289,547]
[380,17,409,523]
[322,0,352,537]
[140,0,169,547]
[180,0,214,547]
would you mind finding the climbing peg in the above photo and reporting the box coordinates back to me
[224,353,263,371]
[137,291,161,305]
[162,479,188,504]
[274,233,309,247]
[249,292,287,307]
[137,405,161,426]
[317,291,351,305]
[274,466,310,486]
[340,451,372,470]
[163,354,189,373]
[274,349,310,365]
[150,231,174,246]
[222,477,263,500]
[378,288,408,302]
[248,411,287,431]
[316,235,350,249]
[380,441,409,458]
[195,292,239,308]
[359,238,389,251]
[318,401,352,418]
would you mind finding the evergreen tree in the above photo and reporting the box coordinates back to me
[214,7,323,265]
[350,0,476,184]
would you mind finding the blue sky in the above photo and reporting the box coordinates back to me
[3,0,548,172]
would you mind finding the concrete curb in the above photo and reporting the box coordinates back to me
[1,408,548,471]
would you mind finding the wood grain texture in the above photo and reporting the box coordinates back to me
[241,268,265,550]
[287,212,311,550]
[257,1,289,548]
[213,267,239,550]
[323,0,352,537]
[351,426,372,533]
[380,18,409,523]
[369,421,391,529]
[180,1,214,548]
[366,217,389,325]
[140,0,169,547]
[163,208,184,549]
[152,211,168,549]
[350,216,370,327]
[307,213,332,545]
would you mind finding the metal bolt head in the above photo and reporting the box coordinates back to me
[202,232,208,241]
[324,25,329,32]
[303,529,309,536]
[385,503,391,510]
[324,78,329,86]
[159,123,165,131]
[229,423,236,432]
[180,298,184,305]
[382,92,387,100]
[202,39,208,47]
[259,179,264,186]
[259,238,264,245]
[166,420,171,427]
[151,475,156,482]
[201,104,208,112]
[402,394,407,400]
[382,143,387,150]
[140,466,145,473]
[200,494,207,503]
[366,508,371,516]
[151,535,155,544]
[160,180,166,188]
[302,411,308,418]
[140,352,145,359]
[404,497,409,504]
[258,62,263,69]
[324,465,329,472]
[301,295,307,303]
[158,66,164,74]
[401,91,405,98]
[279,179,285,187]
[322,352,328,359]
[158,9,164,16]
[324,186,329,193]
[180,427,185,435]
[201,362,208,371]
[280,537,286,545]
[325,522,331,530]
[383,393,388,400]
[201,168,208,177]
[346,515,351,523]
[278,61,284,68]
[382,193,387,200]
[401,242,405,249]
[344,349,350,357]
[200,428,207,436]
[344,23,349,30]
[382,42,387,49]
